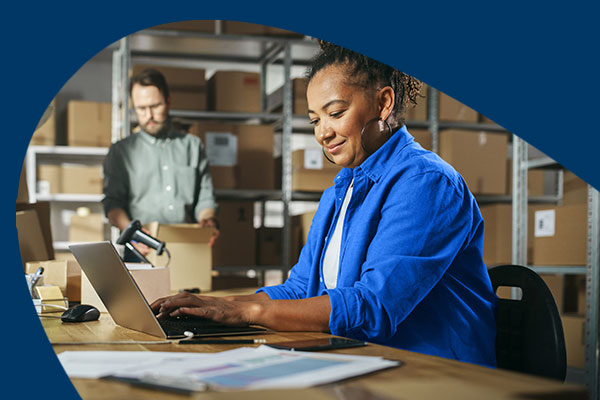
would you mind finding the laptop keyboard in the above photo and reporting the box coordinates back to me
[158,316,265,337]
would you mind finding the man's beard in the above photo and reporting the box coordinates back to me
[142,119,169,136]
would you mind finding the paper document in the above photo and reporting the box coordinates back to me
[58,346,400,391]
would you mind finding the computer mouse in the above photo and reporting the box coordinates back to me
[61,304,100,323]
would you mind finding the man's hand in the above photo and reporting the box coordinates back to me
[198,216,220,247]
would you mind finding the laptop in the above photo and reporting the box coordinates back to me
[69,241,266,339]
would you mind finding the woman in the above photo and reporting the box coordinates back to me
[151,41,497,367]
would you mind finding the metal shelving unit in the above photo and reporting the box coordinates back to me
[111,25,321,275]
[512,135,599,396]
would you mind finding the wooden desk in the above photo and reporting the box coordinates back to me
[42,292,587,399]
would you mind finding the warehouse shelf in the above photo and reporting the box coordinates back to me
[35,193,104,203]
[215,189,283,201]
[437,121,508,133]
[527,266,588,275]
[475,194,562,204]
[28,145,109,157]
[526,156,561,170]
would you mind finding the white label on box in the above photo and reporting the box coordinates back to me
[61,210,76,227]
[304,148,323,170]
[534,209,556,237]
[478,131,487,147]
[205,132,237,167]
[37,181,50,195]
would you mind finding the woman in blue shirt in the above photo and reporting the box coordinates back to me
[152,40,497,367]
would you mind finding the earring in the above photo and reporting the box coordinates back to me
[360,117,393,155]
[322,147,336,164]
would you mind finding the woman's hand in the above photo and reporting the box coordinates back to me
[150,292,261,326]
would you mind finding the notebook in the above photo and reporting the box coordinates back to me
[69,241,266,339]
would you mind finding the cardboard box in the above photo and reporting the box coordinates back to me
[37,164,103,194]
[81,265,171,313]
[479,114,495,124]
[147,223,214,292]
[131,65,207,111]
[439,130,508,195]
[17,162,29,204]
[405,84,428,121]
[563,171,588,206]
[267,78,309,115]
[16,210,50,268]
[69,213,105,243]
[438,92,479,122]
[212,202,256,267]
[151,20,215,33]
[55,251,82,303]
[506,161,545,196]
[67,100,112,147]
[37,164,61,194]
[236,125,274,190]
[207,71,261,113]
[222,21,303,37]
[532,204,587,266]
[26,260,68,295]
[480,204,546,266]
[409,129,432,151]
[212,275,259,291]
[16,202,54,260]
[562,314,585,368]
[62,165,103,194]
[564,274,587,315]
[190,122,275,189]
[31,99,56,146]
[276,149,342,192]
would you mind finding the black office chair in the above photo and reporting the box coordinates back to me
[488,264,567,381]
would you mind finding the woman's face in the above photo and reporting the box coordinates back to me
[307,64,380,168]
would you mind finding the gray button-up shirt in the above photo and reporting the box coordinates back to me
[102,126,217,224]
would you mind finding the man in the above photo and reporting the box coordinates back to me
[103,68,218,255]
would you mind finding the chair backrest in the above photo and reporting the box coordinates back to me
[488,264,567,381]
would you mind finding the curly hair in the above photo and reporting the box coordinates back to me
[306,40,423,130]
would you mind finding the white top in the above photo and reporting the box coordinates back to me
[323,180,354,289]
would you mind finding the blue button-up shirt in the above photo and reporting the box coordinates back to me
[260,126,497,367]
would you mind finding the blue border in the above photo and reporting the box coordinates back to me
[4,3,598,397]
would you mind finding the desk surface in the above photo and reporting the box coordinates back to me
[42,290,587,400]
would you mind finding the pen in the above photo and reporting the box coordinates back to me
[179,338,267,345]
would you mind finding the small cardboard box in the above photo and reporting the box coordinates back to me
[212,202,256,268]
[480,204,546,266]
[31,99,56,146]
[563,171,588,206]
[26,260,68,296]
[67,100,112,147]
[439,130,508,195]
[438,92,479,122]
[69,214,105,243]
[190,122,275,189]
[276,148,342,192]
[207,71,261,113]
[223,21,303,37]
[37,164,62,194]
[81,265,171,313]
[562,314,585,368]
[54,251,82,303]
[16,210,50,268]
[131,65,207,111]
[151,20,215,33]
[532,204,587,266]
[17,162,29,204]
[61,164,103,194]
[147,223,214,292]
[236,125,274,190]
[267,78,309,115]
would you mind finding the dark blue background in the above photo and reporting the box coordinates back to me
[4,2,598,398]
